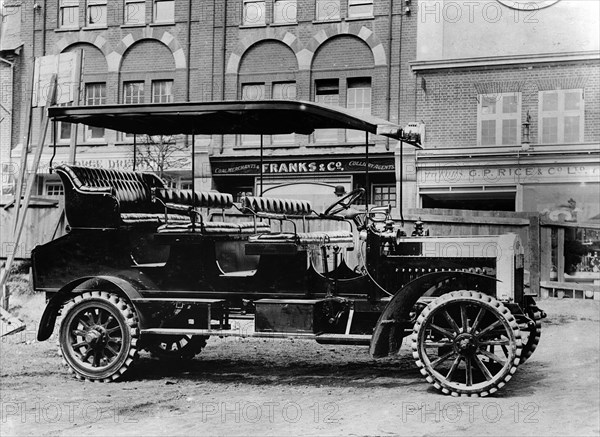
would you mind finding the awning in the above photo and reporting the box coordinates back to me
[47,100,421,146]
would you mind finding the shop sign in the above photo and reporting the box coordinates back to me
[419,164,600,185]
[212,158,395,176]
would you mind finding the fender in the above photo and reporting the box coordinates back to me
[37,275,144,341]
[369,271,498,358]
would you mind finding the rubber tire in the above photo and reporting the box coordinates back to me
[145,335,207,360]
[58,291,139,382]
[520,319,542,364]
[411,290,522,397]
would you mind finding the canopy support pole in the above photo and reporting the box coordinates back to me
[192,133,196,232]
[399,140,404,226]
[365,131,369,210]
[133,134,137,171]
[259,134,264,196]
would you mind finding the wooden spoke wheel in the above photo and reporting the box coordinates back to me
[145,335,207,360]
[411,290,522,397]
[59,291,139,382]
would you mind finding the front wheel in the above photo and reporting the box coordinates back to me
[411,290,522,397]
[58,291,139,382]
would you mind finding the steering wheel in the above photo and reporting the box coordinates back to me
[323,188,365,217]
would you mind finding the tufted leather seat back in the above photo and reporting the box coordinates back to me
[57,165,164,213]
[154,188,233,209]
[240,196,313,216]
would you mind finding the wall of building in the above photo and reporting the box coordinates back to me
[416,0,600,61]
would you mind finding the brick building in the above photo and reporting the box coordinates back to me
[410,0,600,221]
[1,0,598,219]
[1,0,417,212]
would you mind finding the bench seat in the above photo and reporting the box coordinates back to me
[158,221,272,235]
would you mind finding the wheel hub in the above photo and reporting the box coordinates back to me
[85,327,107,347]
[454,333,478,355]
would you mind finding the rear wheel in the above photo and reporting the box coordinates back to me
[145,335,207,360]
[520,319,541,363]
[412,290,522,397]
[58,291,139,382]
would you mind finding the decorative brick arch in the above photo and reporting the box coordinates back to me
[306,23,386,67]
[109,30,186,73]
[226,30,303,74]
[56,33,112,57]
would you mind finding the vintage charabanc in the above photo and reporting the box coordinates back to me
[33,100,545,397]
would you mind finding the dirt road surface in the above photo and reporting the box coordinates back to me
[1,294,598,436]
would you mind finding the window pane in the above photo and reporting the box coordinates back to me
[315,81,340,143]
[481,120,496,145]
[348,3,373,17]
[373,185,396,207]
[87,2,107,26]
[243,1,266,25]
[481,96,497,115]
[564,115,580,143]
[242,84,265,145]
[316,0,340,20]
[502,95,518,113]
[125,1,145,24]
[347,79,371,142]
[60,6,79,27]
[502,119,517,145]
[564,91,581,111]
[152,80,173,103]
[273,0,297,23]
[124,82,144,104]
[85,84,106,140]
[541,117,558,143]
[59,122,72,140]
[542,92,558,111]
[154,0,174,22]
[272,83,297,144]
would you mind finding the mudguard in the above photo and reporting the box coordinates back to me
[369,271,498,358]
[37,275,144,341]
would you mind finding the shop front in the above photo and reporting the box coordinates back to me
[210,154,398,213]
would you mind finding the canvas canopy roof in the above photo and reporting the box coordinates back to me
[47,100,421,146]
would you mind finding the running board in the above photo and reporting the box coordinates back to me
[140,328,371,345]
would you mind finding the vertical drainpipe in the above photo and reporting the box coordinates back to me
[385,0,393,151]
[42,0,47,55]
[186,0,192,101]
[396,11,404,220]
[219,0,228,154]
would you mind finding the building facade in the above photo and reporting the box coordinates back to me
[1,0,598,221]
[410,0,600,222]
[1,0,418,213]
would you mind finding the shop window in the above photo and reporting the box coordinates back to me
[59,0,79,28]
[243,0,266,25]
[153,0,174,23]
[314,79,340,143]
[152,80,173,103]
[271,82,297,144]
[348,0,373,18]
[241,83,265,145]
[180,180,193,190]
[539,89,584,144]
[316,0,340,21]
[273,0,297,23]
[478,92,521,146]
[84,83,106,142]
[373,185,396,207]
[45,182,65,197]
[346,77,371,142]
[125,0,145,25]
[86,0,107,27]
